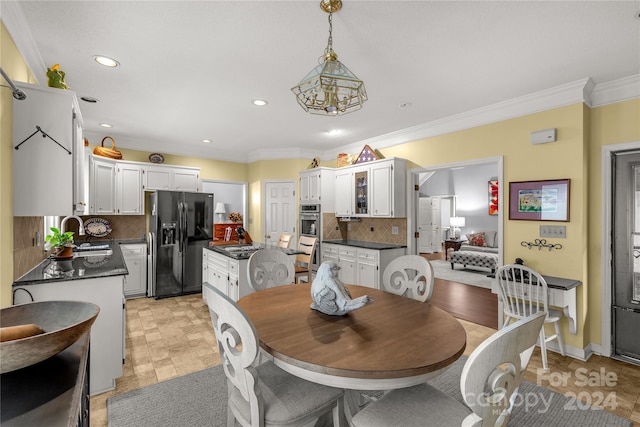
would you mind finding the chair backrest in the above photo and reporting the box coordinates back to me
[460,311,546,426]
[247,248,295,291]
[381,255,435,302]
[295,236,318,269]
[277,233,292,249]
[495,264,550,318]
[203,282,262,425]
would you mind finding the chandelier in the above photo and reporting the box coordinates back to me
[291,0,367,116]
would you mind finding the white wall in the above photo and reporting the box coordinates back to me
[420,164,499,236]
[201,180,247,224]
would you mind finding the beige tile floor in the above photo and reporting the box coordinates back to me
[90,294,640,427]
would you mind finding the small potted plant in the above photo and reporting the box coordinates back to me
[45,227,75,259]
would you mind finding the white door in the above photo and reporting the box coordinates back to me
[264,181,296,247]
[418,198,433,253]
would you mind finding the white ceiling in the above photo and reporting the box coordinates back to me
[3,1,639,163]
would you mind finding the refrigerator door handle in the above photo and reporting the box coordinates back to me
[177,202,184,254]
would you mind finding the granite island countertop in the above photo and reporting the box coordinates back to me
[205,242,303,260]
[322,239,406,250]
[12,239,144,287]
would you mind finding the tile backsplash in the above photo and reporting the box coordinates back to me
[322,213,407,246]
[13,215,146,281]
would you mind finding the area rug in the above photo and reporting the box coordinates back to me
[107,358,631,427]
[431,259,494,289]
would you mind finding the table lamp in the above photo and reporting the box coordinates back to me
[450,216,465,239]
[214,202,226,223]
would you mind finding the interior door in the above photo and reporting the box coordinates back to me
[264,181,296,247]
[612,150,640,365]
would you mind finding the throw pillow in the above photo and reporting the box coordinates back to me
[467,232,486,247]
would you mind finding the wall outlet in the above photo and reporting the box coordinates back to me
[348,224,352,231]
[391,226,399,235]
[370,227,374,232]
[540,225,566,238]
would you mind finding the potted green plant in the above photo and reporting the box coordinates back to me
[45,227,75,259]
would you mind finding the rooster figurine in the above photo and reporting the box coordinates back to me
[310,262,373,316]
[47,64,69,90]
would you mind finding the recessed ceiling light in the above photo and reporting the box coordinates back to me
[80,96,99,103]
[202,139,212,143]
[93,55,120,67]
[99,123,113,128]
[253,99,268,106]
[326,129,342,136]
[399,102,413,108]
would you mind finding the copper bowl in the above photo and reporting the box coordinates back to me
[0,301,100,374]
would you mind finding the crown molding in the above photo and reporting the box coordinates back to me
[326,78,596,159]
[589,74,640,107]
[1,2,45,85]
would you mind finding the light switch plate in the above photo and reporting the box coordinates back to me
[540,225,566,238]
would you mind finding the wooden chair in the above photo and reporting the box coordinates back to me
[247,249,295,291]
[495,264,566,370]
[294,236,317,284]
[276,233,292,249]
[382,255,435,302]
[203,283,345,427]
[352,312,546,427]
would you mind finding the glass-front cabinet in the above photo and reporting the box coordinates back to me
[354,169,369,215]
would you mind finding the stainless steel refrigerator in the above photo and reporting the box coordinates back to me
[147,191,213,298]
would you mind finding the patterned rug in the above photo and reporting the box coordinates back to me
[108,357,631,427]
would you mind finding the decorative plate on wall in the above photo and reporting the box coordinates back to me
[84,218,112,237]
[149,153,165,164]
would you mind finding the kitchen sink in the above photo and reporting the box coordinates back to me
[73,249,113,258]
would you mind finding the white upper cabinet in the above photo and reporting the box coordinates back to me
[334,158,406,218]
[90,156,117,215]
[143,164,200,192]
[299,167,335,211]
[172,166,200,191]
[13,84,84,216]
[116,162,143,215]
[144,166,172,191]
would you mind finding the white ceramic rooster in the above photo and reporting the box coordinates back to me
[310,262,373,316]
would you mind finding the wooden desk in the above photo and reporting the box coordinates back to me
[237,284,467,390]
[444,239,465,260]
[491,275,582,334]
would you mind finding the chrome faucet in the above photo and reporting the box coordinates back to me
[60,215,86,236]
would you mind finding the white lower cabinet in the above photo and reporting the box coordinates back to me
[12,276,125,395]
[322,243,405,289]
[202,248,250,302]
[121,243,148,298]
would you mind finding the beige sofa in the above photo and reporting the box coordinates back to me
[459,230,498,254]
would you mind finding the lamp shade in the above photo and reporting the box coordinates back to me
[214,203,226,214]
[449,217,466,227]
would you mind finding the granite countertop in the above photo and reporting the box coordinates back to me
[322,239,406,250]
[12,239,144,287]
[205,242,303,260]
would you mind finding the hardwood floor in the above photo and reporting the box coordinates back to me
[422,250,499,329]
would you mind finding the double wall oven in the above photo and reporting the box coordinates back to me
[300,204,321,273]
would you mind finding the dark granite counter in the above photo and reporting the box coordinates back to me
[205,242,303,260]
[1,332,90,427]
[12,240,139,287]
[322,239,406,250]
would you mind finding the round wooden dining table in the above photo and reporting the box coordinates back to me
[237,283,467,391]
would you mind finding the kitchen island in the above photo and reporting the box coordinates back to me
[321,239,407,289]
[203,243,302,302]
[12,241,135,395]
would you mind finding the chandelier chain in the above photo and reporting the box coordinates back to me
[325,11,334,56]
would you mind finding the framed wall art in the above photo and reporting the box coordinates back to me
[489,180,498,215]
[509,179,570,221]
